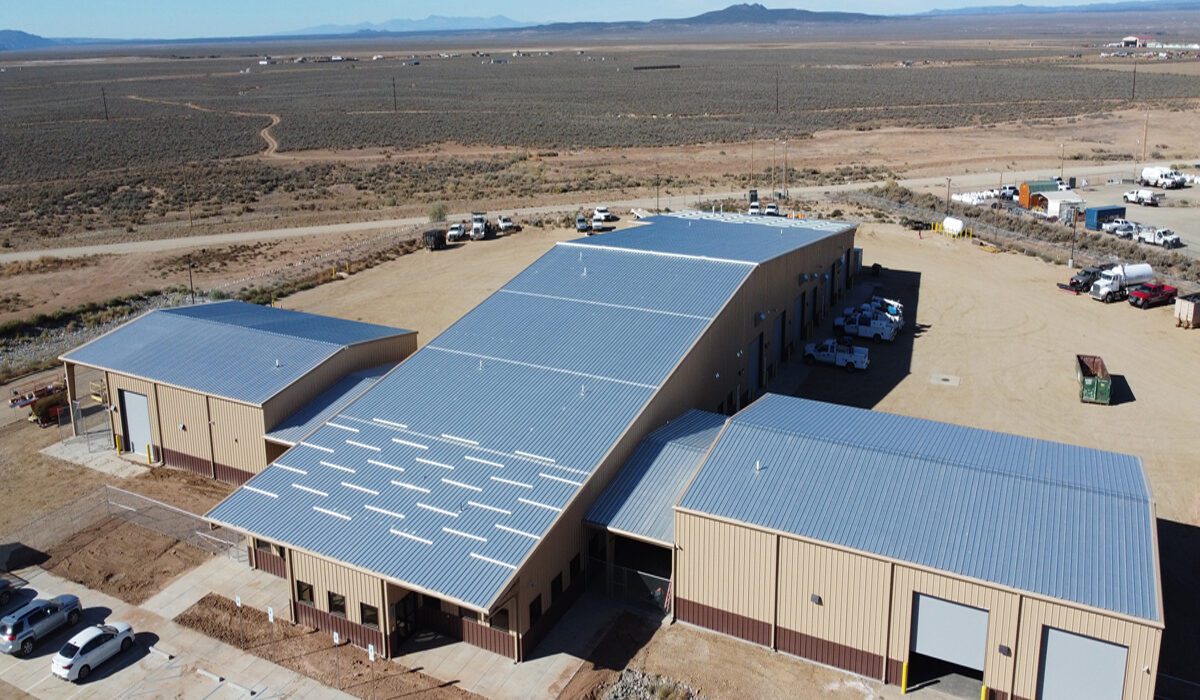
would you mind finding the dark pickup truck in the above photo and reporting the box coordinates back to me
[1128,283,1178,309]
[1061,263,1117,293]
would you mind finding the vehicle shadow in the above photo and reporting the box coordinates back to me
[791,266,923,409]
[25,606,113,660]
[1108,374,1136,406]
[1156,519,1200,700]
[79,631,159,684]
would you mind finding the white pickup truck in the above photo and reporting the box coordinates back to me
[1124,189,1160,206]
[835,311,898,343]
[1135,227,1181,248]
[803,339,870,371]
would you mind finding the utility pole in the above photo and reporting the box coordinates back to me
[187,255,195,304]
[772,140,777,197]
[1141,113,1149,163]
[1060,143,1065,180]
[392,77,397,112]
[1131,63,1136,101]
[655,172,660,212]
[101,87,109,121]
[945,177,952,213]
[783,140,788,199]
[1068,207,1078,268]
[774,67,780,113]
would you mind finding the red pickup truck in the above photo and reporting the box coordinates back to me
[1128,283,1178,309]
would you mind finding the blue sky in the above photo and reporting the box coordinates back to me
[4,0,1105,39]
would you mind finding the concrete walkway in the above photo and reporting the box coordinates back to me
[41,438,150,479]
[396,590,637,700]
[142,553,291,621]
[0,566,350,699]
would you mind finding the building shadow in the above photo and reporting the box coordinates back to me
[791,267,923,409]
[1155,518,1200,700]
[0,543,49,572]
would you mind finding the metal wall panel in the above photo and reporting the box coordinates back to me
[1038,627,1127,700]
[889,565,1020,693]
[290,549,384,625]
[208,398,267,475]
[776,536,889,677]
[1013,597,1160,700]
[156,385,214,477]
[913,594,989,671]
[675,512,775,627]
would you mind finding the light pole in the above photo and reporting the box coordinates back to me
[187,256,195,304]
[1068,206,1078,269]
[945,177,952,213]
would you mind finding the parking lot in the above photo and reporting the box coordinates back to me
[0,566,348,699]
[1078,176,1199,254]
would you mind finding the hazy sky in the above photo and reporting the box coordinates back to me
[4,0,1107,39]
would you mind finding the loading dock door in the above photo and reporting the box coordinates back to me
[912,594,988,671]
[120,390,152,457]
[1038,628,1127,700]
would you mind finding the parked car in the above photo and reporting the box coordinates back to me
[999,185,1018,199]
[446,223,468,242]
[1123,189,1160,206]
[764,203,779,216]
[0,577,22,608]
[1128,283,1178,309]
[835,311,898,343]
[51,622,134,682]
[748,201,761,216]
[0,595,82,656]
[496,215,518,234]
[1101,218,1134,234]
[1108,222,1136,239]
[1065,264,1117,293]
[803,338,869,371]
[575,215,590,233]
[593,206,615,222]
[591,212,607,231]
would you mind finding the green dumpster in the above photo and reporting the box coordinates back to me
[1076,354,1112,405]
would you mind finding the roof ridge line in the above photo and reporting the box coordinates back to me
[731,417,1148,503]
[557,240,757,267]
[162,310,348,349]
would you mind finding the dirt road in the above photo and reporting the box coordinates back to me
[0,161,1167,264]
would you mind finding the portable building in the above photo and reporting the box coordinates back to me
[60,301,416,484]
[1085,206,1127,231]
[1019,180,1060,209]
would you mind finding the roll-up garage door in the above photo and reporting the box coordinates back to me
[1038,627,1127,700]
[120,390,152,457]
[912,594,988,671]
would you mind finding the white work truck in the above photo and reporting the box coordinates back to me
[803,339,870,371]
[1140,166,1186,189]
[835,311,898,343]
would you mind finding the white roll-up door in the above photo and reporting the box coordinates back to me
[1038,627,1127,700]
[120,390,152,457]
[912,594,988,671]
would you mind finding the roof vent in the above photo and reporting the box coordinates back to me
[274,359,282,368]
[582,267,587,277]
[755,459,763,473]
[478,359,484,371]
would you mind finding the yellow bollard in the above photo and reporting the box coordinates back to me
[980,684,988,700]
[146,443,152,465]
[901,662,909,694]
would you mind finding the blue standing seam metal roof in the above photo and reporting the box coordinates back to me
[585,410,725,546]
[61,301,413,406]
[265,364,395,446]
[568,211,855,264]
[678,395,1160,622]
[208,242,758,611]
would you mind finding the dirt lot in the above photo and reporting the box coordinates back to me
[43,517,210,604]
[176,594,478,699]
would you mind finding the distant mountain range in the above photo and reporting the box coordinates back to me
[278,15,531,37]
[5,1,1200,50]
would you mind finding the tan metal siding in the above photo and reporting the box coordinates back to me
[261,335,415,431]
[290,549,384,625]
[208,397,267,475]
[108,372,161,454]
[889,565,1021,694]
[777,535,889,672]
[156,385,213,476]
[675,512,775,624]
[1012,598,1160,700]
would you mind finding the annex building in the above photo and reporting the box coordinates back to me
[206,212,858,659]
[61,301,416,484]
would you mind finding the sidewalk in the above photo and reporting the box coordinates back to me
[141,554,291,621]
[41,438,149,479]
[0,565,349,699]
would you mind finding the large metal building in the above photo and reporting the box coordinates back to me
[61,301,416,484]
[661,394,1161,700]
[206,212,859,660]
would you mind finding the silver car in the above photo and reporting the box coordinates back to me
[0,595,82,656]
[52,622,134,682]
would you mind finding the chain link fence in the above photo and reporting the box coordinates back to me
[589,557,672,615]
[1,485,242,572]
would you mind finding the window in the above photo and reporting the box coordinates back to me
[489,607,510,631]
[423,595,442,611]
[528,595,542,627]
[569,555,581,586]
[254,538,273,552]
[274,544,286,558]
[459,606,479,622]
[296,581,314,605]
[360,603,379,628]
[551,574,563,605]
[328,592,346,617]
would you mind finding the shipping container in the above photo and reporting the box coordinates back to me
[1175,293,1200,329]
[1084,205,1126,231]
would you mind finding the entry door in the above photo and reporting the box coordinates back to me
[912,594,988,671]
[120,390,152,457]
[1038,628,1127,700]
